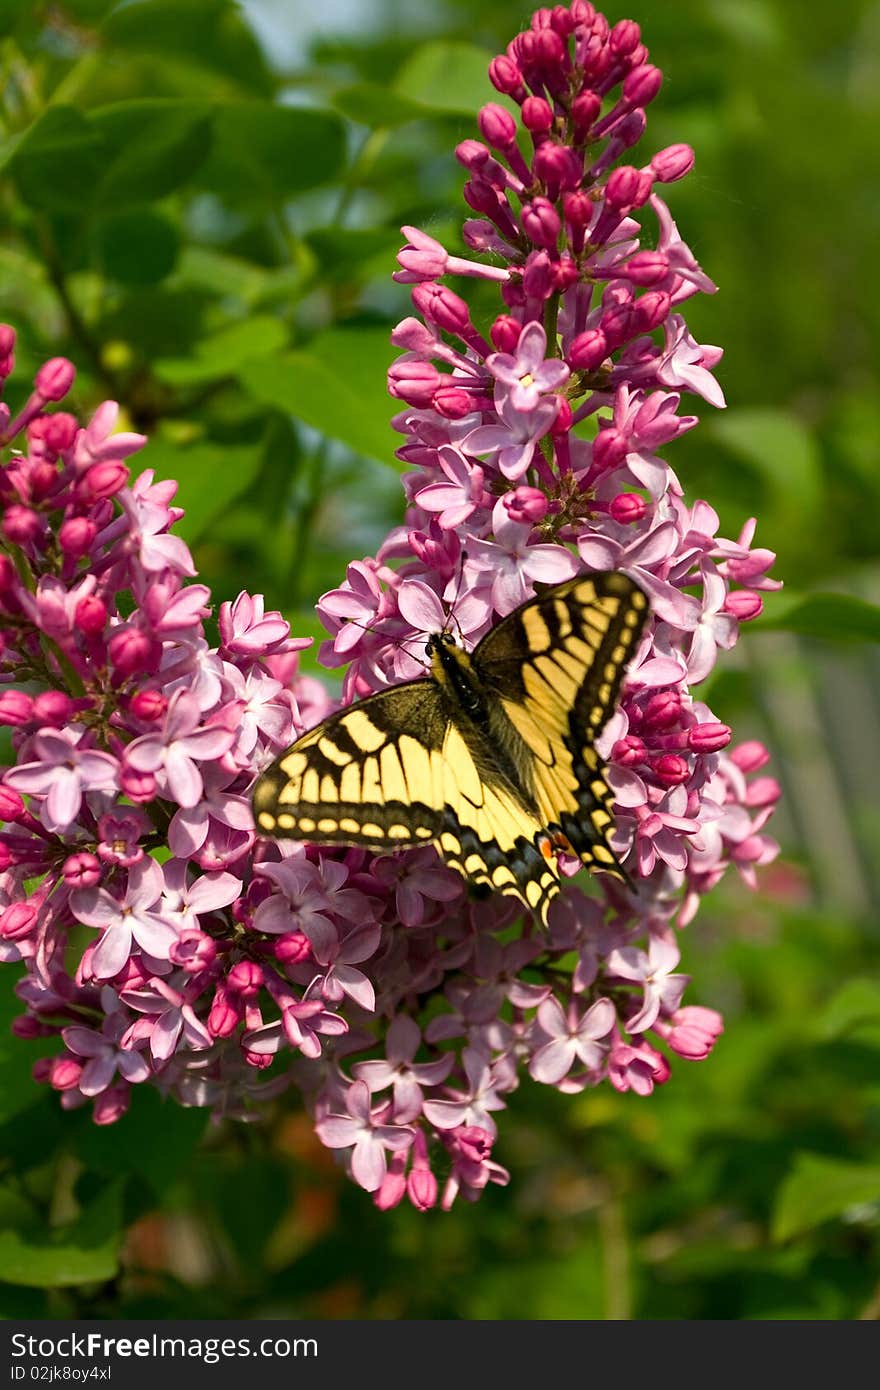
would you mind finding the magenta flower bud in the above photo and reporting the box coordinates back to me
[0,901,38,941]
[633,290,671,333]
[522,197,561,248]
[665,1006,724,1059]
[651,753,690,787]
[208,984,240,1038]
[108,626,159,678]
[478,102,517,149]
[408,1163,438,1212]
[562,190,593,230]
[32,1057,53,1081]
[34,357,76,402]
[170,929,217,972]
[604,164,641,209]
[522,250,555,302]
[643,691,682,728]
[610,18,641,54]
[39,411,78,455]
[729,740,770,773]
[503,486,548,524]
[274,931,312,965]
[549,6,575,37]
[651,143,695,183]
[532,25,566,69]
[3,504,43,545]
[689,722,731,753]
[551,396,573,435]
[609,492,646,524]
[33,690,75,725]
[0,553,16,596]
[227,960,263,998]
[532,142,582,190]
[387,359,442,407]
[600,301,636,349]
[746,776,782,808]
[568,329,608,372]
[48,1056,84,1091]
[0,786,25,822]
[94,1086,131,1126]
[0,324,16,357]
[490,314,522,353]
[243,1049,274,1071]
[62,851,102,889]
[0,690,34,727]
[129,688,167,722]
[591,427,629,473]
[489,54,525,100]
[411,283,471,336]
[622,251,669,286]
[433,387,477,420]
[623,63,663,108]
[74,594,108,637]
[78,460,129,502]
[571,89,602,136]
[521,95,554,133]
[58,516,97,557]
[724,589,763,620]
[13,1015,47,1040]
[612,734,646,766]
[119,764,156,802]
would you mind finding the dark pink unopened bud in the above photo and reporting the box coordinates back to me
[433,388,476,420]
[622,251,669,286]
[208,985,240,1038]
[724,589,763,620]
[58,516,97,557]
[532,142,582,190]
[532,26,567,69]
[243,1049,273,1071]
[522,250,555,301]
[609,492,646,525]
[108,627,160,678]
[478,102,517,148]
[408,1164,439,1212]
[387,359,442,407]
[0,553,16,596]
[39,412,78,455]
[0,787,25,822]
[49,1056,84,1090]
[651,753,690,786]
[604,164,641,209]
[79,460,129,502]
[643,690,682,728]
[32,1057,53,1081]
[729,740,770,773]
[170,929,218,973]
[746,776,781,808]
[227,960,263,998]
[0,690,34,727]
[33,690,75,725]
[0,901,38,940]
[0,325,16,358]
[62,851,102,889]
[562,190,593,230]
[522,197,561,248]
[25,460,58,503]
[612,735,646,766]
[600,301,636,349]
[591,427,629,473]
[490,314,522,353]
[274,931,312,965]
[571,90,601,136]
[550,396,572,435]
[623,63,663,107]
[75,594,108,637]
[130,688,167,722]
[34,357,75,402]
[13,1015,47,1040]
[568,329,608,372]
[489,54,525,99]
[651,143,695,183]
[549,6,575,38]
[3,505,43,545]
[521,95,553,133]
[663,1006,723,1060]
[94,1086,131,1125]
[411,283,471,336]
[689,722,731,753]
[120,764,156,802]
[503,486,548,525]
[633,290,671,333]
[610,18,641,54]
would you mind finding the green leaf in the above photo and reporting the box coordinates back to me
[200,104,346,205]
[759,591,880,643]
[239,325,399,467]
[72,1088,208,1196]
[0,1181,123,1288]
[773,1153,880,1241]
[88,99,213,202]
[93,207,180,285]
[6,106,104,212]
[0,977,56,1126]
[815,980,880,1040]
[707,408,823,527]
[392,40,494,115]
[138,434,265,545]
[101,0,272,95]
[333,83,428,128]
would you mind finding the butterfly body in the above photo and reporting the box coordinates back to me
[253,572,648,925]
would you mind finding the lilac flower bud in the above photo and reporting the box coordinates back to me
[724,589,763,620]
[0,690,34,727]
[490,315,522,353]
[274,931,312,965]
[600,301,636,348]
[408,1162,438,1212]
[522,197,561,247]
[62,852,102,889]
[689,722,731,753]
[0,325,16,359]
[562,190,593,230]
[633,290,671,333]
[651,143,695,183]
[0,553,16,598]
[659,1006,723,1060]
[78,460,129,502]
[489,54,525,100]
[387,360,443,407]
[612,735,647,766]
[643,691,683,728]
[119,764,156,802]
[730,741,770,773]
[478,103,517,149]
[532,142,582,191]
[13,1015,48,1040]
[0,787,26,821]
[623,63,663,108]
[74,594,108,637]
[551,396,573,434]
[0,901,38,940]
[33,690,76,725]
[227,960,263,998]
[549,6,575,38]
[503,486,549,524]
[34,357,75,402]
[591,427,629,473]
[571,89,601,137]
[610,18,641,54]
[521,96,554,133]
[568,328,608,371]
[49,1056,84,1090]
[208,984,240,1038]
[621,251,669,286]
[604,164,641,209]
[3,504,43,545]
[108,627,160,677]
[411,283,471,336]
[38,412,78,456]
[651,753,690,786]
[170,930,218,973]
[746,776,782,808]
[433,387,478,419]
[522,250,555,301]
[609,492,646,524]
[59,516,97,557]
[94,1087,130,1125]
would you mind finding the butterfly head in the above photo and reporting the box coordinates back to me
[425,631,457,657]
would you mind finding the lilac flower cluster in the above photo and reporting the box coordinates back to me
[0,2,780,1212]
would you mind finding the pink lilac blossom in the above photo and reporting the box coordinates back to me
[0,2,780,1212]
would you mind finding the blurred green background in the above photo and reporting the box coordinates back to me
[0,0,879,1320]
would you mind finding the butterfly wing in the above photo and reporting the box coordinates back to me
[473,571,649,879]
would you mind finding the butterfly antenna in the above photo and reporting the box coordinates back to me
[445,546,469,644]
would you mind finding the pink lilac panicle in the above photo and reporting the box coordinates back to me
[0,1,780,1211]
